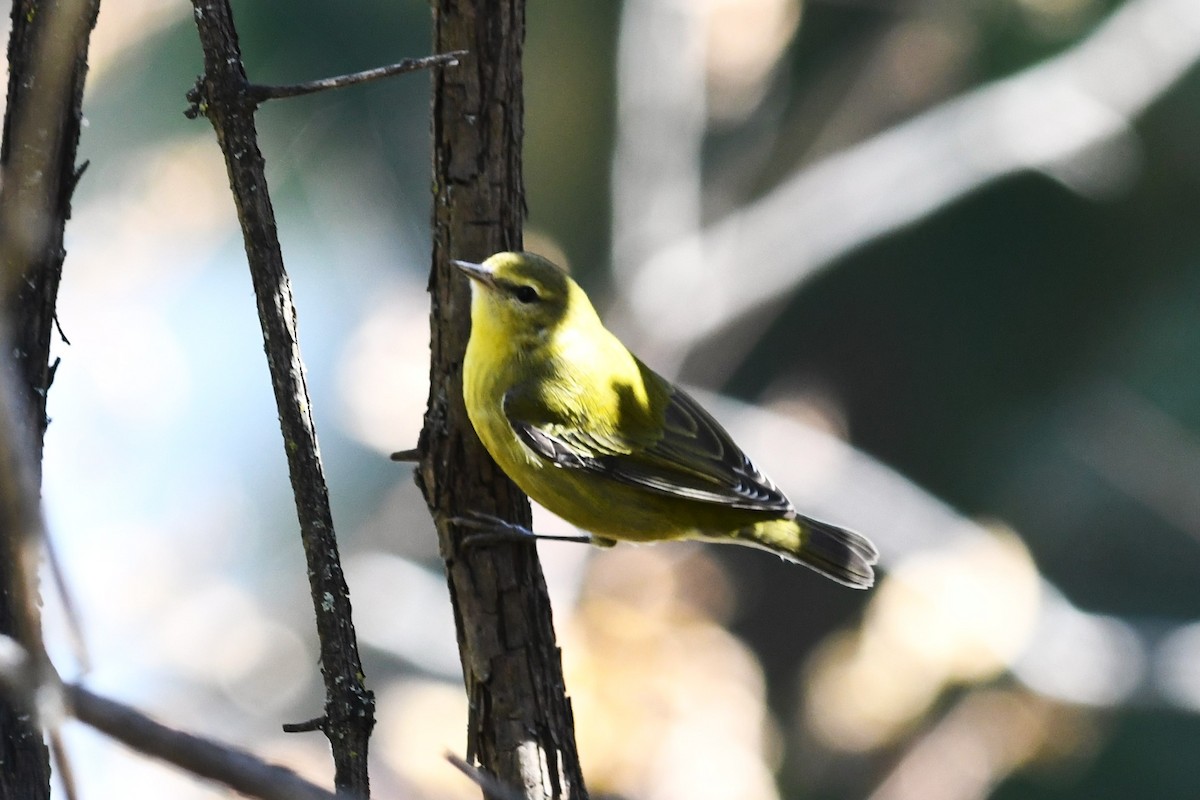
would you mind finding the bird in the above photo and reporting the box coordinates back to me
[453,251,878,589]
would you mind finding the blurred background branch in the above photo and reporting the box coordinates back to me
[605,0,1200,380]
[0,0,99,797]
[64,681,344,800]
[0,362,57,799]
[0,633,345,800]
[0,0,99,461]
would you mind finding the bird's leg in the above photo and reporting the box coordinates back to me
[446,510,595,547]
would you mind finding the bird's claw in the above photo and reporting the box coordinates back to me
[446,511,594,548]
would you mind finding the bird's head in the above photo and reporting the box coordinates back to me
[454,252,597,346]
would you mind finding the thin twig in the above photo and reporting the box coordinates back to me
[48,732,78,800]
[246,51,465,103]
[43,534,90,673]
[189,1,374,794]
[445,752,527,800]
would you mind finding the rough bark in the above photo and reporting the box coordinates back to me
[417,1,588,798]
[0,0,101,797]
[188,2,374,795]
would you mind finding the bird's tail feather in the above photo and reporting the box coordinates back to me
[738,516,878,589]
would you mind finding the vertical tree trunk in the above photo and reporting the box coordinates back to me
[418,1,588,798]
[0,1,100,797]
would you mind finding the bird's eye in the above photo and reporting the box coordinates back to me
[513,285,540,304]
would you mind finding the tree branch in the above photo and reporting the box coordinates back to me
[244,52,465,103]
[66,684,343,800]
[0,0,99,460]
[0,635,344,800]
[418,1,588,797]
[188,2,374,794]
[0,0,101,796]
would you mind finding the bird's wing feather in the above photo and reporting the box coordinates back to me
[505,382,793,514]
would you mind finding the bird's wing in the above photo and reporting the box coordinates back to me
[504,382,794,514]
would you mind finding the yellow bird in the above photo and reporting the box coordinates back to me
[455,252,877,589]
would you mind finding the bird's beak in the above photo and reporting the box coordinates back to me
[452,259,497,290]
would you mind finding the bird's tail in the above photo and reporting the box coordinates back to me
[737,516,878,589]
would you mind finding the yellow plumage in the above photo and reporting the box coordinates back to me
[457,252,877,589]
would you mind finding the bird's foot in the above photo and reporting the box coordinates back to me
[447,511,595,548]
